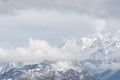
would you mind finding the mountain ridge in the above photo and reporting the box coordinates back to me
[0,32,120,80]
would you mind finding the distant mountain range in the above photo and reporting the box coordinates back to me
[0,61,100,80]
[0,32,120,80]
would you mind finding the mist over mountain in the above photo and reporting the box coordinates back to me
[0,0,120,80]
[0,32,119,80]
[0,31,120,62]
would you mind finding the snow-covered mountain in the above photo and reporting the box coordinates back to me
[0,61,100,80]
[0,32,120,80]
[61,32,120,80]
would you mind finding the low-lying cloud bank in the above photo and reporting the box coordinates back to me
[0,38,84,62]
[0,32,120,63]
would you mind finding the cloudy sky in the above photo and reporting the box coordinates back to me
[0,0,120,48]
[0,0,120,62]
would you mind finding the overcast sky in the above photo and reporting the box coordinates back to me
[0,0,120,48]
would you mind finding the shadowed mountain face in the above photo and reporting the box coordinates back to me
[0,63,100,80]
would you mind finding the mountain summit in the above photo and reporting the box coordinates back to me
[0,32,120,80]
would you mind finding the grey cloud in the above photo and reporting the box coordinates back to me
[0,0,120,19]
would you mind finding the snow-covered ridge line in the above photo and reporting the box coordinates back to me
[0,32,120,80]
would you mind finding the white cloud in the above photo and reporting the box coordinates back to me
[52,61,74,71]
[0,48,6,58]
[0,38,77,62]
[94,19,106,32]
[91,19,106,32]
[81,16,106,32]
[0,37,97,62]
